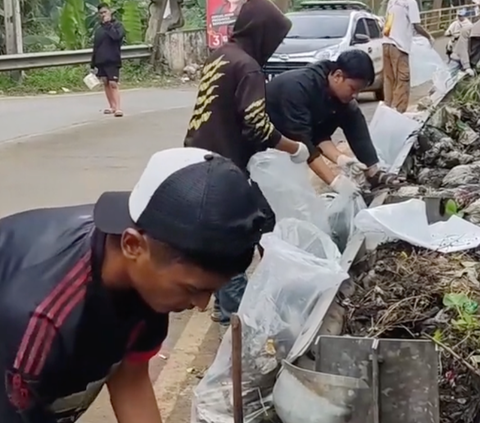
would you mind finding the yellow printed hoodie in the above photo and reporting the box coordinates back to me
[184,0,291,170]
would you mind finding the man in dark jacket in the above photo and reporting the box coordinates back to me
[267,49,403,194]
[184,0,309,326]
[0,147,262,423]
[91,3,125,117]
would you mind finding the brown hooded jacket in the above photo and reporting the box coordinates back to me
[184,0,291,170]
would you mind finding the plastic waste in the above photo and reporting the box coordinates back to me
[354,198,480,253]
[191,226,347,423]
[442,162,480,187]
[410,36,448,87]
[248,150,330,235]
[272,218,341,262]
[273,361,371,423]
[321,193,367,252]
[368,102,422,170]
[83,73,100,90]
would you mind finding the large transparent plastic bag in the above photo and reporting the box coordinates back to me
[410,36,448,87]
[191,227,348,423]
[248,150,330,235]
[273,218,341,262]
[320,193,367,252]
[368,102,422,169]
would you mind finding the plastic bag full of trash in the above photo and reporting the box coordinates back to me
[190,227,348,423]
[247,150,330,235]
[321,192,367,253]
[410,36,448,87]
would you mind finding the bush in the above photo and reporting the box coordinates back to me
[0,60,167,95]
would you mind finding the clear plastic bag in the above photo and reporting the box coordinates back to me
[410,36,448,87]
[191,227,348,423]
[320,193,367,252]
[368,102,422,169]
[273,218,341,262]
[248,150,330,235]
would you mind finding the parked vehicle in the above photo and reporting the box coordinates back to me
[264,1,385,100]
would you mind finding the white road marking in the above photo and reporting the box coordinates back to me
[153,307,215,421]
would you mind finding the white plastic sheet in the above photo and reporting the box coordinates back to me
[410,36,448,88]
[248,150,330,235]
[368,102,422,169]
[191,225,348,423]
[354,198,480,253]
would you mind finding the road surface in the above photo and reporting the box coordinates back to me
[0,36,447,423]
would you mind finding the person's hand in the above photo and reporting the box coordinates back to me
[330,174,361,197]
[466,68,475,77]
[290,142,310,164]
[90,67,97,75]
[337,154,367,177]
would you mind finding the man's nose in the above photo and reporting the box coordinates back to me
[193,293,212,311]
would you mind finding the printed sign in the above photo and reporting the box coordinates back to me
[206,0,246,48]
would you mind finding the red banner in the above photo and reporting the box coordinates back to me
[206,0,246,49]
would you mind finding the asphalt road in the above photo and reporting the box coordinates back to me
[0,35,448,423]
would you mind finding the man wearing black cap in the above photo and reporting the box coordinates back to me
[0,147,262,423]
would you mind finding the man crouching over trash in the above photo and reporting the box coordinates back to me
[184,0,311,327]
[266,49,404,195]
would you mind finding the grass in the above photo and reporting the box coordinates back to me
[0,60,178,95]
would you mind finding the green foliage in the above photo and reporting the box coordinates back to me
[443,293,480,331]
[59,0,88,49]
[122,0,144,43]
[0,61,167,94]
[444,199,464,218]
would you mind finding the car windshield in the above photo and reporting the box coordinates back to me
[285,14,349,39]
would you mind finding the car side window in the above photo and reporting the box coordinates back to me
[353,19,368,36]
[366,18,382,39]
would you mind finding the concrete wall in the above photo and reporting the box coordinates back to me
[159,29,208,72]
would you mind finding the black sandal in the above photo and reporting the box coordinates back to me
[367,170,406,190]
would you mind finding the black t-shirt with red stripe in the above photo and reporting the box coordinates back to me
[0,205,168,423]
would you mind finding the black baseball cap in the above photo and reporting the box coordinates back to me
[93,147,264,256]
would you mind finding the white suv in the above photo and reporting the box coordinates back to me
[264,1,385,100]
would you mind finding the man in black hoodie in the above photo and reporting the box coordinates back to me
[184,0,309,326]
[91,3,125,117]
[267,49,404,193]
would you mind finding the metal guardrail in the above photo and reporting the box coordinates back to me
[0,44,151,72]
[0,5,473,73]
[420,4,479,33]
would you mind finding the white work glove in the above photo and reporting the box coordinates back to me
[330,174,361,197]
[466,68,475,77]
[290,142,309,164]
[336,154,367,177]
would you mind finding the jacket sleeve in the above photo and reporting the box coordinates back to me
[105,21,125,42]
[340,101,379,167]
[275,89,321,163]
[0,309,64,423]
[235,70,282,150]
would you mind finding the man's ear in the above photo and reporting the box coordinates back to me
[120,229,148,260]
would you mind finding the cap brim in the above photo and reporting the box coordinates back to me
[94,191,134,235]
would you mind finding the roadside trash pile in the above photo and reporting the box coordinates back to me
[191,151,351,423]
[345,241,480,423]
[389,77,480,224]
[192,75,480,423]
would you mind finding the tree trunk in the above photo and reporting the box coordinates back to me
[160,0,185,33]
[145,0,169,44]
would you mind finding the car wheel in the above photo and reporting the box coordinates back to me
[374,86,384,102]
